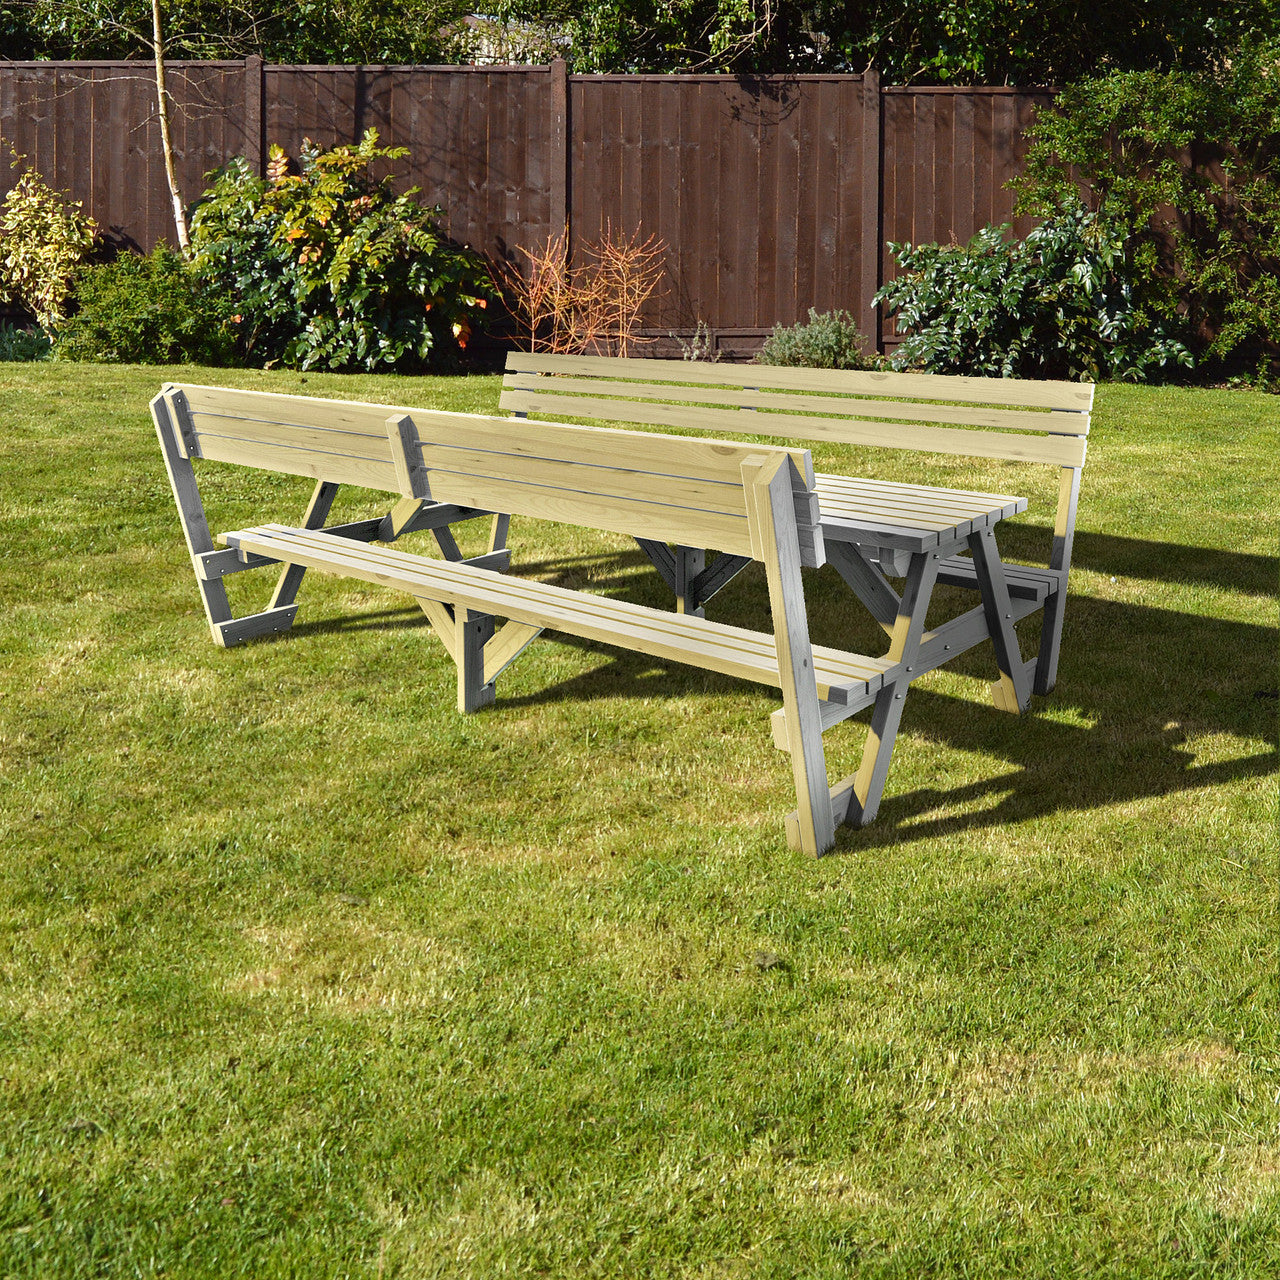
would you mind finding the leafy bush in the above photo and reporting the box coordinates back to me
[190,130,492,372]
[56,247,237,365]
[755,308,872,369]
[0,151,96,331]
[0,322,50,361]
[1014,38,1280,380]
[875,200,1194,381]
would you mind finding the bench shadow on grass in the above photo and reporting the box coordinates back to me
[288,539,1277,847]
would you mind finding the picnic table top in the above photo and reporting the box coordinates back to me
[812,474,1028,552]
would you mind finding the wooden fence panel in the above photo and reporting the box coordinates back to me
[878,86,1054,349]
[0,62,1053,356]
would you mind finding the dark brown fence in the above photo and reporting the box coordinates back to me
[0,61,1053,355]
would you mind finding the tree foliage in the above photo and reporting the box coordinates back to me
[0,0,474,63]
[490,0,1278,83]
[4,0,1275,81]
[1014,37,1280,377]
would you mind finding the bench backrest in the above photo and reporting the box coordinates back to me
[159,382,825,568]
[501,353,1092,470]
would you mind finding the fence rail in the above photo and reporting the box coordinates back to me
[0,60,1053,356]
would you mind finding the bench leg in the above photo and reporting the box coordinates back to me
[747,457,838,855]
[674,546,705,616]
[967,528,1032,714]
[269,480,340,612]
[1033,587,1066,696]
[456,610,497,712]
[152,387,301,648]
[488,513,511,555]
[844,548,941,824]
[416,597,544,713]
[635,539,751,616]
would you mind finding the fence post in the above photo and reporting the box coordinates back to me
[549,58,569,250]
[860,67,883,353]
[243,55,264,176]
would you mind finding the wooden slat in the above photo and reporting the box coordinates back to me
[501,391,1088,467]
[420,443,753,521]
[190,415,394,463]
[504,353,1095,412]
[503,378,1089,435]
[241,526,871,693]
[413,408,818,488]
[257,524,879,687]
[181,384,405,436]
[814,475,1026,528]
[194,433,400,492]
[417,467,758,559]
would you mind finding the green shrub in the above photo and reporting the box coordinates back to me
[875,200,1194,381]
[189,130,493,372]
[755,308,872,369]
[1014,38,1280,380]
[0,151,96,332]
[0,322,50,361]
[56,246,237,365]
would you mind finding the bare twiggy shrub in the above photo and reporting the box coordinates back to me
[495,223,667,355]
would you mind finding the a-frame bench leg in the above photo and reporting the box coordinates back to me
[415,597,542,714]
[1033,465,1081,696]
[748,456,837,856]
[152,388,299,647]
[269,480,340,612]
[967,527,1033,714]
[842,548,941,826]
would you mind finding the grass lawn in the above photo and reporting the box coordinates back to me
[0,362,1275,1278]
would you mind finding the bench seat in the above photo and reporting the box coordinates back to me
[935,556,1062,602]
[222,524,900,709]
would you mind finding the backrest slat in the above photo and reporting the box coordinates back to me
[502,354,1092,475]
[500,389,1086,468]
[505,352,1095,413]
[503,376,1087,435]
[180,384,402,489]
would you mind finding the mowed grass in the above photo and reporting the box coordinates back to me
[0,362,1275,1278]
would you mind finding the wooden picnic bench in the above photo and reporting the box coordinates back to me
[501,354,1093,724]
[152,382,929,855]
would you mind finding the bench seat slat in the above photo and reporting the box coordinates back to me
[224,525,894,704]
[936,556,1062,602]
[240,524,891,691]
